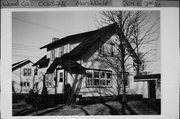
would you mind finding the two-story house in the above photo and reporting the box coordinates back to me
[12,59,36,94]
[34,23,150,98]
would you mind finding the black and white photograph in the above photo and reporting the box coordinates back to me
[11,10,161,116]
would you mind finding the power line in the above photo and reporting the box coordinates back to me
[13,54,42,59]
[12,42,41,48]
[12,16,71,34]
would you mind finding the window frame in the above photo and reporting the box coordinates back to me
[98,41,104,56]
[86,69,112,88]
[23,68,32,76]
[59,72,64,82]
[110,43,114,57]
[120,72,129,87]
[59,46,64,57]
[86,71,94,87]
[50,49,55,60]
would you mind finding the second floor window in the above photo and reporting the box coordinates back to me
[98,41,104,56]
[50,49,55,60]
[98,41,114,57]
[110,43,114,57]
[59,46,64,57]
[23,68,31,76]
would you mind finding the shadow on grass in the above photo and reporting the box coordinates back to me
[13,105,65,116]
[125,103,138,115]
[142,99,161,114]
[119,101,138,115]
[13,107,36,116]
[101,102,120,115]
[37,105,65,116]
[80,107,90,115]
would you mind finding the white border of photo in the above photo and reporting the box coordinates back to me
[1,7,179,119]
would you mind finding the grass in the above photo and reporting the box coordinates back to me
[13,97,161,116]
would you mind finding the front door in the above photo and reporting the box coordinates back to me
[57,69,64,94]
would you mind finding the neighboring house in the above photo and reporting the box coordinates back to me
[34,23,152,98]
[134,74,161,99]
[12,59,37,94]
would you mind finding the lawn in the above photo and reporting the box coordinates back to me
[13,99,160,116]
[41,100,160,116]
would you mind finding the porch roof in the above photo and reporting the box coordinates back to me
[33,55,50,68]
[47,58,85,74]
[134,74,161,82]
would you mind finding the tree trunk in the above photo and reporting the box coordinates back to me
[120,40,127,114]
[117,27,127,114]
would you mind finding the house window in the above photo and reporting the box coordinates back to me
[20,81,30,87]
[59,46,64,57]
[27,82,30,87]
[59,72,63,82]
[86,71,94,86]
[23,68,31,76]
[20,82,23,87]
[50,49,55,60]
[98,42,104,56]
[94,71,100,86]
[120,72,129,87]
[106,72,112,86]
[86,70,112,88]
[45,74,55,88]
[110,43,114,57]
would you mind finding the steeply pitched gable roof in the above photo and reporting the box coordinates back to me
[46,23,117,73]
[60,23,117,61]
[42,23,141,73]
[33,55,50,68]
[116,28,141,64]
[12,59,28,67]
[40,30,98,51]
[12,59,33,71]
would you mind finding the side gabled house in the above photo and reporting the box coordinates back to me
[34,23,149,98]
[12,59,40,94]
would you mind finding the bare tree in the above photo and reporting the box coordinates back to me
[96,11,159,75]
[94,11,160,112]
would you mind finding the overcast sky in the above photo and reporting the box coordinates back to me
[12,10,160,73]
